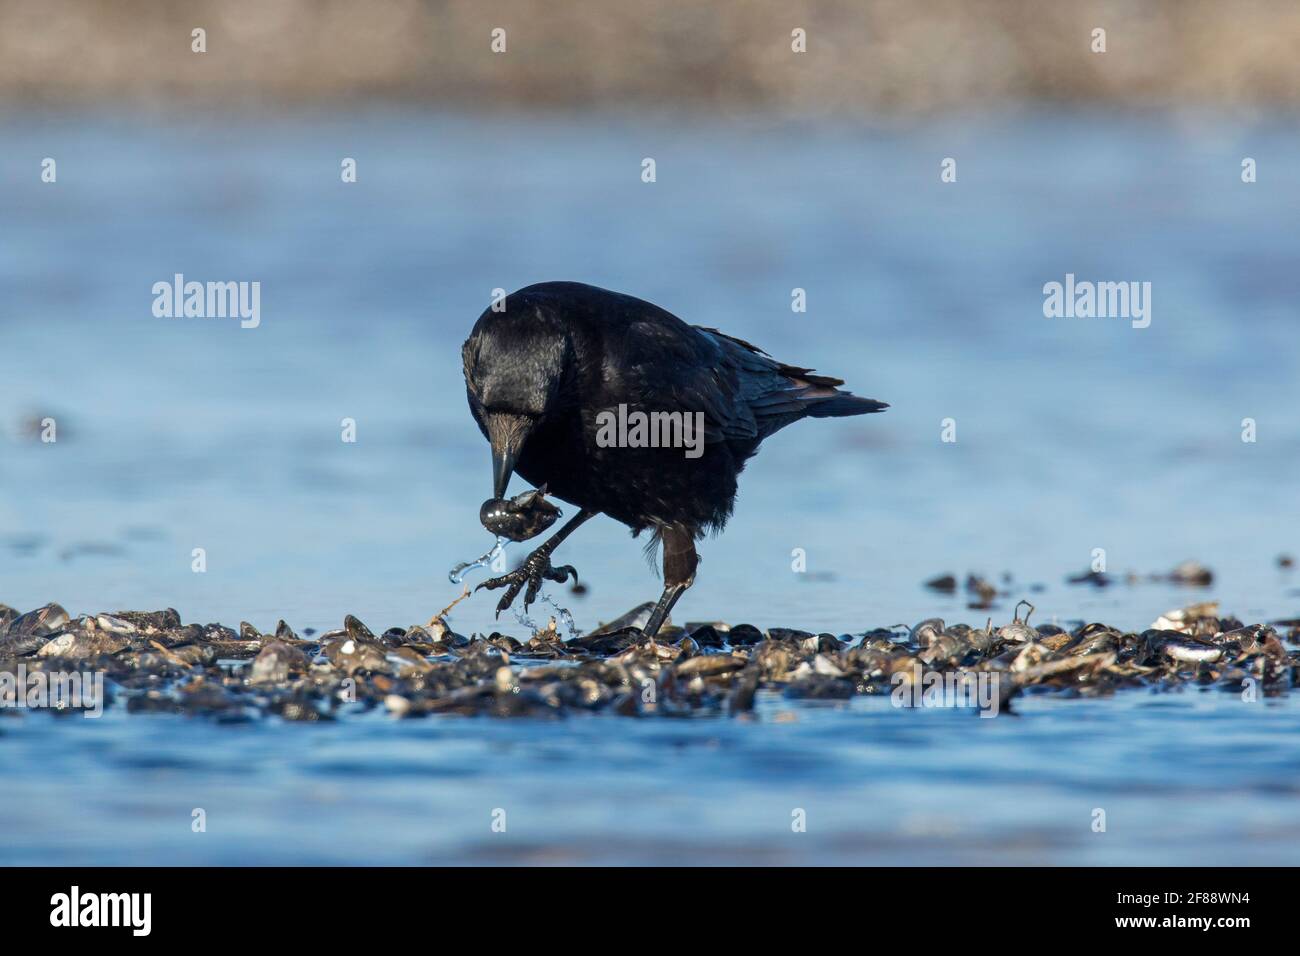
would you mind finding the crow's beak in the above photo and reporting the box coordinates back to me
[492,444,516,500]
[486,413,531,499]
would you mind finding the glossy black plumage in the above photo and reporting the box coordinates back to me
[461,281,887,630]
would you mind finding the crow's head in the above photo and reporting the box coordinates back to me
[462,310,573,498]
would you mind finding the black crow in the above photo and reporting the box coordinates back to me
[462,281,887,637]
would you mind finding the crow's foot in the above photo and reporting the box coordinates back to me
[476,550,578,617]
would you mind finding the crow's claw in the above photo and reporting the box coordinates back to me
[476,550,578,617]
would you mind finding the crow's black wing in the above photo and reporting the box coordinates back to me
[607,316,757,444]
[609,313,884,446]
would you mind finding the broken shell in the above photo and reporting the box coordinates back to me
[1160,637,1223,664]
[37,630,128,659]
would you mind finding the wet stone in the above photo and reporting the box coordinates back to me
[1068,570,1112,588]
[250,642,308,685]
[0,629,54,657]
[324,637,390,676]
[726,623,765,646]
[924,574,957,593]
[112,609,182,632]
[1168,560,1214,587]
[966,575,998,609]
[160,643,217,667]
[37,630,129,660]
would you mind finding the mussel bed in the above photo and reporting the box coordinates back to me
[0,599,1295,721]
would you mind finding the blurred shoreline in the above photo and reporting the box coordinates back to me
[5,0,1300,114]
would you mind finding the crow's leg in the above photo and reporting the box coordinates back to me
[477,508,594,616]
[642,525,698,638]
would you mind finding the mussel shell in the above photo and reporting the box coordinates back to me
[479,490,561,542]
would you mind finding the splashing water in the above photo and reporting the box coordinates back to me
[448,536,509,584]
[541,594,580,639]
[506,593,577,639]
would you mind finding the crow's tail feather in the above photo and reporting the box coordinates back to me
[806,392,889,417]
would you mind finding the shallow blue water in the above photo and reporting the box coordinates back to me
[5,689,1299,866]
[1,109,1298,864]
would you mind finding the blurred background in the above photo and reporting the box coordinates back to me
[2,1,1299,865]
[5,0,1300,112]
